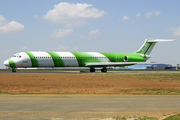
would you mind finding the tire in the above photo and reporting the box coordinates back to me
[90,68,95,72]
[101,68,107,73]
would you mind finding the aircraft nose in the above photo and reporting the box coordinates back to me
[4,60,9,67]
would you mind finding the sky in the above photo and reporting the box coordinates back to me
[0,0,180,68]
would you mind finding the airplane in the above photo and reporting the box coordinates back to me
[4,39,175,72]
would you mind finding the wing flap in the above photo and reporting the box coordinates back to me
[85,62,137,67]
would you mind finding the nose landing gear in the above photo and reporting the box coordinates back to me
[12,69,16,72]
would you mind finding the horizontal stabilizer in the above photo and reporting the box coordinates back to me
[85,62,137,67]
[146,39,176,42]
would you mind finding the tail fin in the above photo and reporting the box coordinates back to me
[135,39,175,57]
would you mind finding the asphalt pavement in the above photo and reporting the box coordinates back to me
[0,95,180,120]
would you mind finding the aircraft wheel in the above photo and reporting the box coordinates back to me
[90,68,95,72]
[12,69,16,72]
[101,67,107,73]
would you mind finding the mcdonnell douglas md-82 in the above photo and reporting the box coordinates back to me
[4,39,175,72]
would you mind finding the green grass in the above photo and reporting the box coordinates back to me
[113,117,158,120]
[0,91,10,94]
[163,113,180,120]
[113,114,180,120]
[135,117,158,120]
[119,88,180,95]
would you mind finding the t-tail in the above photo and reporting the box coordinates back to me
[135,39,175,60]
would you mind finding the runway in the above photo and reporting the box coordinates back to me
[0,95,180,120]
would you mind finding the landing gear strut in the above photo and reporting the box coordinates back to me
[12,69,16,72]
[101,67,107,73]
[90,67,95,72]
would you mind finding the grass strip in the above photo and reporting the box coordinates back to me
[119,88,180,95]
[113,117,158,120]
[163,113,180,120]
[135,117,158,120]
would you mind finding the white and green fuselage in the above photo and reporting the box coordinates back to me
[4,39,175,72]
[6,52,144,68]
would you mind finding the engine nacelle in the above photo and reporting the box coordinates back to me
[124,56,128,62]
[123,56,144,62]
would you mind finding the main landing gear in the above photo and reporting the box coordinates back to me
[89,67,107,73]
[90,67,95,72]
[101,67,107,73]
[12,68,16,72]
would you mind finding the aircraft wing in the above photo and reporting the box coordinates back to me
[85,62,137,67]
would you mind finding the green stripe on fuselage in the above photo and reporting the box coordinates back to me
[99,53,116,62]
[25,52,39,67]
[71,52,104,67]
[8,59,16,68]
[47,52,64,67]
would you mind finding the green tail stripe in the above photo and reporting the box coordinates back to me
[8,59,16,68]
[47,52,64,67]
[136,42,153,54]
[144,42,153,54]
[25,52,39,67]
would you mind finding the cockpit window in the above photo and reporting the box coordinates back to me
[13,54,22,58]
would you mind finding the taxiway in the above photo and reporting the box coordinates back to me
[0,95,180,120]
